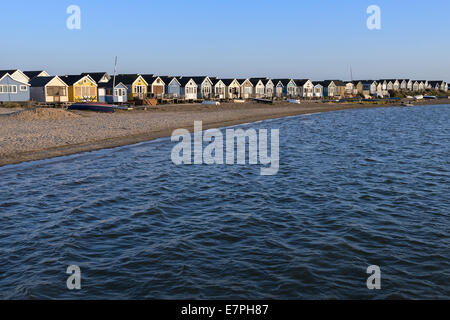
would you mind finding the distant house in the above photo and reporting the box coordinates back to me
[359,80,377,96]
[428,80,446,91]
[61,74,98,102]
[0,72,30,102]
[81,72,111,84]
[272,79,294,97]
[344,81,355,96]
[162,77,181,98]
[379,79,397,94]
[29,76,68,102]
[114,74,148,99]
[211,78,226,99]
[391,79,400,91]
[0,69,30,84]
[312,82,323,98]
[417,80,427,91]
[320,80,338,97]
[222,79,241,99]
[186,77,213,99]
[142,75,166,98]
[328,80,346,97]
[24,70,50,79]
[98,81,128,103]
[398,79,409,91]
[272,80,284,97]
[294,79,314,98]
[406,80,413,91]
[238,79,254,99]
[352,81,363,95]
[179,77,198,100]
[263,79,274,98]
[444,82,448,92]
[376,82,384,97]
[249,78,266,98]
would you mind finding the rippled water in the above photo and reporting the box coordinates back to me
[0,105,449,299]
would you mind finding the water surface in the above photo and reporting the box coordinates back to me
[0,105,449,299]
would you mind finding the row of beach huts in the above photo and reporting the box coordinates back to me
[0,69,448,104]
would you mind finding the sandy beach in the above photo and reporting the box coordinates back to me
[0,99,449,167]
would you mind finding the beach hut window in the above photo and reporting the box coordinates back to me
[9,85,17,93]
[20,85,28,91]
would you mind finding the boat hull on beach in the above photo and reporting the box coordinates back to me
[68,103,115,113]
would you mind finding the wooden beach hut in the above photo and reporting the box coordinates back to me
[312,82,323,98]
[161,76,181,98]
[142,75,166,98]
[179,77,198,100]
[29,76,68,102]
[221,79,241,99]
[0,72,30,102]
[97,80,128,103]
[186,77,213,99]
[81,72,111,84]
[211,78,226,99]
[61,74,98,102]
[294,79,314,98]
[114,74,148,100]
[238,79,254,99]
[249,78,266,98]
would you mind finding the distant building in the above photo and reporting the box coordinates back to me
[29,76,68,102]
[24,70,50,79]
[61,74,98,102]
[81,72,111,84]
[178,77,198,100]
[161,77,181,98]
[294,79,314,98]
[0,72,30,102]
[312,82,323,98]
[221,79,241,99]
[238,79,254,99]
[98,80,128,103]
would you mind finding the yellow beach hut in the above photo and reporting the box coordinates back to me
[114,74,148,100]
[61,75,98,102]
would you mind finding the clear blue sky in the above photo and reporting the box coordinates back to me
[1,0,449,81]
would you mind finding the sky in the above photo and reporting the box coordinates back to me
[1,0,449,81]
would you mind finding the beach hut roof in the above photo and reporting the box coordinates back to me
[81,72,109,83]
[114,74,141,85]
[249,78,267,86]
[97,80,127,89]
[24,71,48,79]
[178,77,196,86]
[0,70,21,78]
[159,76,179,86]
[141,74,162,84]
[294,79,310,86]
[220,79,237,86]
[272,79,291,86]
[29,76,66,87]
[60,74,96,85]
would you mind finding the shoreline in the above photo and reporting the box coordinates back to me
[1,100,449,167]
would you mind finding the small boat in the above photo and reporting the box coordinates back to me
[287,99,301,104]
[68,103,115,113]
[402,103,414,107]
[253,98,273,104]
[202,101,220,105]
[423,95,437,100]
